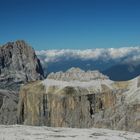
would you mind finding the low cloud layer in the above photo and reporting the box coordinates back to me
[36,47,140,65]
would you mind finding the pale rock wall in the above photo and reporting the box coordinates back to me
[17,68,140,132]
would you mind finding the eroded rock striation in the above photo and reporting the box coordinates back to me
[18,68,140,132]
[0,40,44,124]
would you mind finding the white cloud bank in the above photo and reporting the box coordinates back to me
[36,47,140,64]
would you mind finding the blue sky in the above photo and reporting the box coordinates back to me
[0,0,140,50]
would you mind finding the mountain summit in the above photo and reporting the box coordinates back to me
[0,40,45,124]
[0,40,44,90]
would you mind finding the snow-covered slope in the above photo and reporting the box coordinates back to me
[0,125,140,140]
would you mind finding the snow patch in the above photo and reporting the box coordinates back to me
[42,79,113,92]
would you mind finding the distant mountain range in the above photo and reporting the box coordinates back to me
[36,47,140,81]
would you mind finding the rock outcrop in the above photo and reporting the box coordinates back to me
[18,68,140,132]
[0,40,44,124]
[0,40,44,91]
[48,67,109,81]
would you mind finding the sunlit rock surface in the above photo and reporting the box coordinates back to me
[47,67,109,81]
[18,68,140,132]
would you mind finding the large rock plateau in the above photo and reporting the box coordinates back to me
[18,68,140,132]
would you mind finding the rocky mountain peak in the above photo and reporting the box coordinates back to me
[0,40,44,90]
[47,67,109,81]
[66,67,85,73]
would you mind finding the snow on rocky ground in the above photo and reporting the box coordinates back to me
[0,125,140,140]
[42,79,114,93]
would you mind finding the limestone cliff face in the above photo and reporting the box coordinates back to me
[18,68,140,132]
[0,40,44,91]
